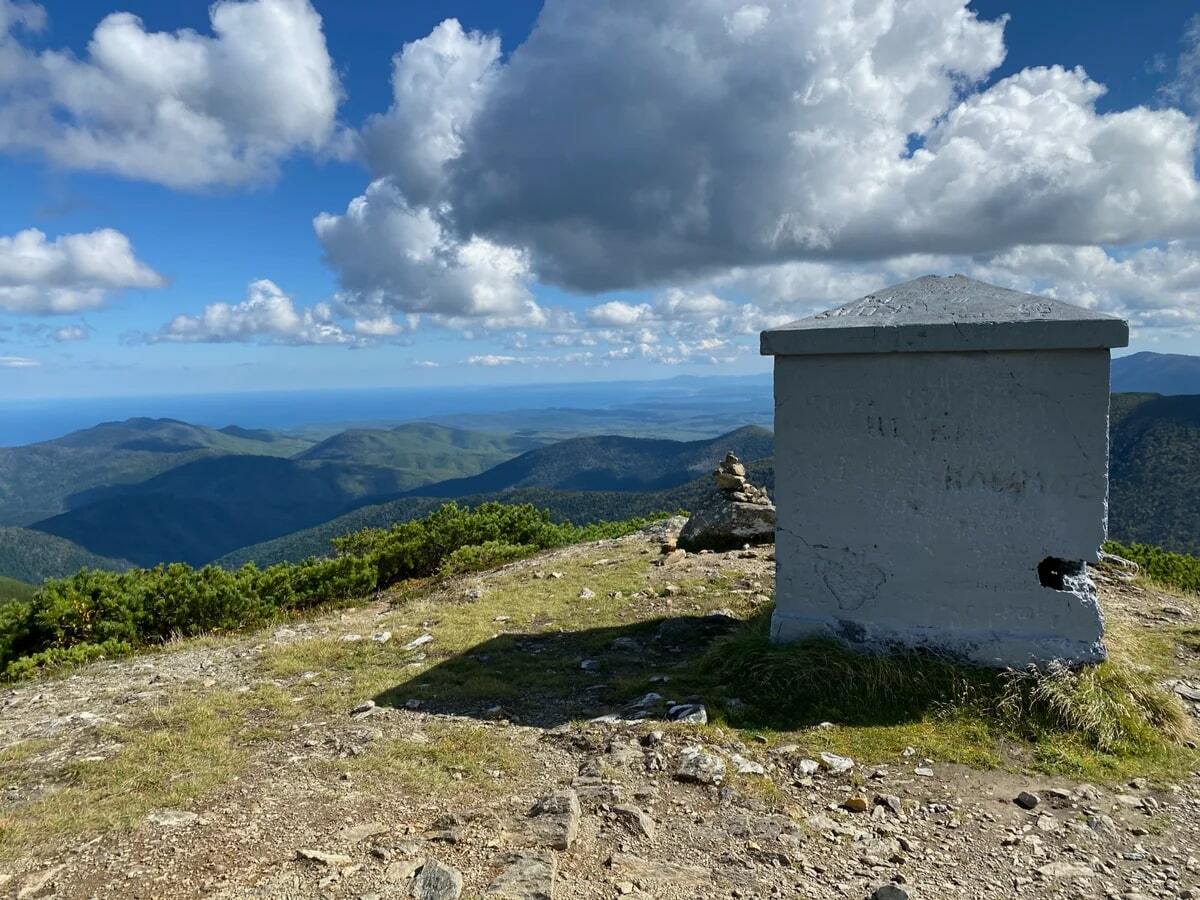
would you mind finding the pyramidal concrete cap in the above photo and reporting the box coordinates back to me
[760,274,1130,356]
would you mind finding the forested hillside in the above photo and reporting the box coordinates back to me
[0,576,34,604]
[217,459,775,567]
[0,527,133,584]
[0,418,314,525]
[22,423,538,568]
[406,425,773,497]
[1109,393,1200,555]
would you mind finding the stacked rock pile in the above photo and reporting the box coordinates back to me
[712,452,772,506]
[677,452,776,551]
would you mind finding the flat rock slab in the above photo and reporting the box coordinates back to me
[608,853,711,888]
[485,850,557,899]
[678,497,776,552]
[521,789,581,851]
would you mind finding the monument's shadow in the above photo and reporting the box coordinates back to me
[372,607,959,732]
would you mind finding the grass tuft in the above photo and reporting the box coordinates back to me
[698,612,1191,766]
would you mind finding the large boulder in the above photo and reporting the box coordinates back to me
[678,452,775,551]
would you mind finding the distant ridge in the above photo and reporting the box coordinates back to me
[402,426,774,497]
[1112,352,1200,396]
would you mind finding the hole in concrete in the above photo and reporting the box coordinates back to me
[1037,556,1084,590]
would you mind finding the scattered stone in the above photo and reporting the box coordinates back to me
[913,767,934,778]
[386,859,423,884]
[658,548,687,566]
[796,759,820,777]
[351,699,377,718]
[818,752,854,774]
[372,631,392,643]
[580,659,600,671]
[612,805,656,840]
[485,850,556,899]
[666,703,708,724]
[17,865,65,900]
[578,588,596,600]
[340,633,363,643]
[730,753,765,776]
[296,849,354,867]
[875,795,904,818]
[871,886,912,900]
[676,746,725,785]
[1170,681,1200,702]
[842,794,870,813]
[410,858,463,899]
[611,636,641,651]
[524,789,582,850]
[1036,860,1093,880]
[338,822,389,843]
[1015,791,1041,810]
[147,809,200,828]
[403,634,434,651]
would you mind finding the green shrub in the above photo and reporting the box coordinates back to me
[0,502,662,679]
[4,639,133,681]
[1105,540,1200,595]
[438,541,535,576]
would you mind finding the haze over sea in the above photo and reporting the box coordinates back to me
[0,374,774,446]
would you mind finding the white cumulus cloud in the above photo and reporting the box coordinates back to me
[315,20,543,330]
[331,0,1200,318]
[0,0,342,188]
[0,355,38,367]
[149,279,364,345]
[52,324,87,341]
[0,227,163,314]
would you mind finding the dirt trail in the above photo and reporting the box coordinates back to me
[2,529,1200,899]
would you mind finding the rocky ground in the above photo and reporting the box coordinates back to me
[2,523,1200,899]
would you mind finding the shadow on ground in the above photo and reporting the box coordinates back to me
[373,607,965,732]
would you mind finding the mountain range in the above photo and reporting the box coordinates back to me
[1,356,1198,582]
[17,421,537,567]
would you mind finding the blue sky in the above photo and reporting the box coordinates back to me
[0,0,1198,399]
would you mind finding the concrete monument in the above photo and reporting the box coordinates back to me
[760,275,1129,667]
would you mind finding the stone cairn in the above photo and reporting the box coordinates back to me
[677,452,776,551]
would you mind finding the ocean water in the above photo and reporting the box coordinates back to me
[0,375,773,446]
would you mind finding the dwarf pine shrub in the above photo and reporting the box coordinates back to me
[0,502,663,679]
